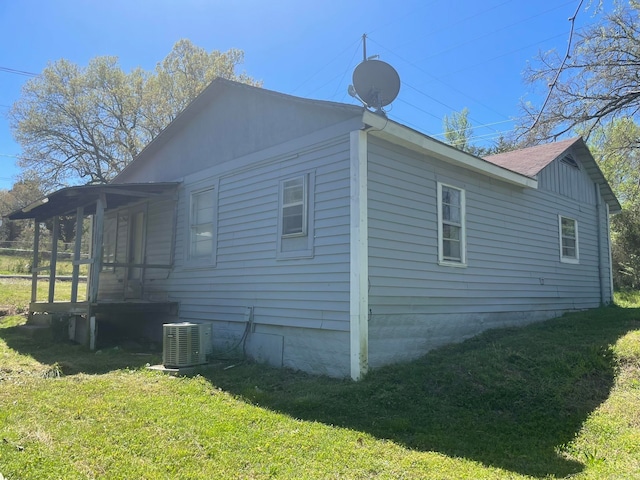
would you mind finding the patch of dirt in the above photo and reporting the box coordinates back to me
[0,305,18,317]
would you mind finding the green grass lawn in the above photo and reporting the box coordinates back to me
[0,279,639,479]
[0,252,88,276]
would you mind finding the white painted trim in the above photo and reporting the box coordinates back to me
[350,130,369,381]
[276,171,316,260]
[362,110,538,189]
[184,180,219,268]
[606,203,614,302]
[559,215,580,264]
[437,182,467,267]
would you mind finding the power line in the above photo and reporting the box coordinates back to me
[290,38,361,95]
[432,31,567,81]
[0,66,38,77]
[391,0,517,52]
[333,42,362,102]
[420,0,577,62]
[367,37,509,122]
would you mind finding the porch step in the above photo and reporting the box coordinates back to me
[16,324,51,340]
[28,313,53,327]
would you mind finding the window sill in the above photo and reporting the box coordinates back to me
[560,258,579,264]
[438,260,467,268]
[183,257,217,269]
[277,249,314,260]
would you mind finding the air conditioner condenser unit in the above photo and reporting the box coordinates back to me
[162,322,212,368]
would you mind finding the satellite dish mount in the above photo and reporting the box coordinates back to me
[348,34,400,115]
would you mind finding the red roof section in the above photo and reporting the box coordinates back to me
[483,137,581,178]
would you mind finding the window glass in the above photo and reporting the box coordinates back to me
[190,189,215,258]
[439,184,465,265]
[560,216,578,261]
[281,176,306,236]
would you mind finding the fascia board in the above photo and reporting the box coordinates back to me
[362,110,538,189]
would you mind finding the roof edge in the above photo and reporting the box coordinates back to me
[362,110,538,189]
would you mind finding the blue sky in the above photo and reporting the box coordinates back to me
[0,0,607,190]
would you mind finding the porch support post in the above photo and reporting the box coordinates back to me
[88,194,105,303]
[349,129,369,380]
[30,220,40,304]
[48,216,59,303]
[71,206,84,303]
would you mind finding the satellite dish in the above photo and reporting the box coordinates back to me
[352,59,400,112]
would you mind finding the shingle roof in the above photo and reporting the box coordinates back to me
[484,137,621,213]
[483,137,580,178]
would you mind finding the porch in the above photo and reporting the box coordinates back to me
[7,182,180,348]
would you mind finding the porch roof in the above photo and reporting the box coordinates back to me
[7,182,180,221]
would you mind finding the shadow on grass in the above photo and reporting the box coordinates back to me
[0,315,161,375]
[204,306,640,479]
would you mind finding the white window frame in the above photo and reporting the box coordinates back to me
[186,185,217,266]
[277,172,315,259]
[437,182,467,267]
[559,215,579,264]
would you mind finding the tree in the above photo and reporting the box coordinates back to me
[443,108,474,153]
[589,117,640,206]
[443,108,520,156]
[521,1,640,144]
[586,117,640,288]
[0,177,48,249]
[10,40,260,188]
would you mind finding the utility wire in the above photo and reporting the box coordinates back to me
[434,32,567,81]
[0,66,38,77]
[392,0,517,52]
[367,37,509,123]
[530,0,585,131]
[332,41,362,101]
[421,0,576,62]
[290,38,361,95]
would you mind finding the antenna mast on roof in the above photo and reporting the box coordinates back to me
[347,34,400,116]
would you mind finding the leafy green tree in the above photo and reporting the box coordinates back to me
[10,40,260,187]
[443,108,474,153]
[443,108,519,156]
[589,118,640,206]
[0,177,48,249]
[588,118,640,288]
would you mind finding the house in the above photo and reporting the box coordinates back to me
[9,79,621,379]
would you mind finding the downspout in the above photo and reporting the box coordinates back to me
[607,203,614,302]
[595,183,606,305]
[349,129,369,380]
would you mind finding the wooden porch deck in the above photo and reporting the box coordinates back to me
[29,300,179,316]
[28,300,179,350]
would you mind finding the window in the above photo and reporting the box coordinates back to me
[559,215,579,263]
[281,176,306,236]
[189,188,215,259]
[437,183,466,266]
[277,172,314,259]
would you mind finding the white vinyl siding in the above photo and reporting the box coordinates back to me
[367,138,610,369]
[437,182,466,266]
[559,215,579,263]
[189,187,216,263]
